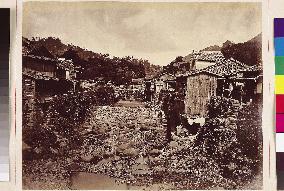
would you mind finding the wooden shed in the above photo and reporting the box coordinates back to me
[184,71,221,117]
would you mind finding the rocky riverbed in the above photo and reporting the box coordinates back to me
[23,101,262,190]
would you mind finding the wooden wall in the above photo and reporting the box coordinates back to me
[23,56,57,78]
[185,74,218,117]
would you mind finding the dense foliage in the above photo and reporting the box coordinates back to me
[236,101,263,174]
[162,56,194,75]
[196,96,262,188]
[23,88,117,158]
[23,37,162,85]
[83,55,147,84]
[221,34,262,66]
[207,96,233,118]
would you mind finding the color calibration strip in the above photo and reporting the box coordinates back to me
[275,18,284,190]
[0,9,10,181]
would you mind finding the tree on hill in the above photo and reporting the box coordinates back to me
[221,34,262,66]
[23,37,162,84]
[202,45,222,51]
[163,56,193,75]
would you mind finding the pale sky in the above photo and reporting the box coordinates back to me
[23,2,262,66]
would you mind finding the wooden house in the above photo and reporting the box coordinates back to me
[23,55,75,79]
[23,46,77,108]
[23,55,58,79]
[184,71,221,117]
[177,57,251,118]
[153,73,176,94]
[23,46,79,129]
[218,65,263,103]
[130,78,145,91]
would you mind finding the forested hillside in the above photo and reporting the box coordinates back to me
[23,37,162,84]
[221,34,262,66]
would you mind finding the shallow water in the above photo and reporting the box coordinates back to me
[70,172,173,190]
[70,172,128,190]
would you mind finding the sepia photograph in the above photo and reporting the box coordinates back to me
[22,1,263,190]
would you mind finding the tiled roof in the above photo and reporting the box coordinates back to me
[153,73,176,81]
[23,70,59,81]
[177,57,250,78]
[192,51,225,63]
[201,58,249,77]
[239,64,262,72]
[23,54,74,71]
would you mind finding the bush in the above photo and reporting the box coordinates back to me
[94,85,117,105]
[236,102,263,174]
[195,96,262,188]
[207,96,233,118]
[23,88,118,158]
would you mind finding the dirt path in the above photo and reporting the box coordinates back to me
[114,100,146,107]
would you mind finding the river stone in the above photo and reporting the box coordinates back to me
[117,143,130,151]
[81,154,93,162]
[228,124,238,130]
[68,163,81,171]
[122,148,138,157]
[169,141,179,148]
[97,127,107,134]
[140,125,151,131]
[149,156,163,165]
[149,149,161,156]
[114,155,120,161]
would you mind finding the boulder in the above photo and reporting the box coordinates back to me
[121,148,139,157]
[80,154,93,162]
[169,141,179,148]
[117,143,130,151]
[140,125,151,131]
[149,149,162,157]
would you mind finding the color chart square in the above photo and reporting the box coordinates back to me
[275,38,284,56]
[275,18,284,37]
[276,94,284,113]
[275,56,284,75]
[276,134,284,152]
[277,152,284,189]
[276,75,284,94]
[277,114,284,133]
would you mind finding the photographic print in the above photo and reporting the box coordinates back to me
[22,1,263,190]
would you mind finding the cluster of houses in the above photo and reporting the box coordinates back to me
[145,50,263,119]
[22,46,78,128]
[22,47,262,128]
